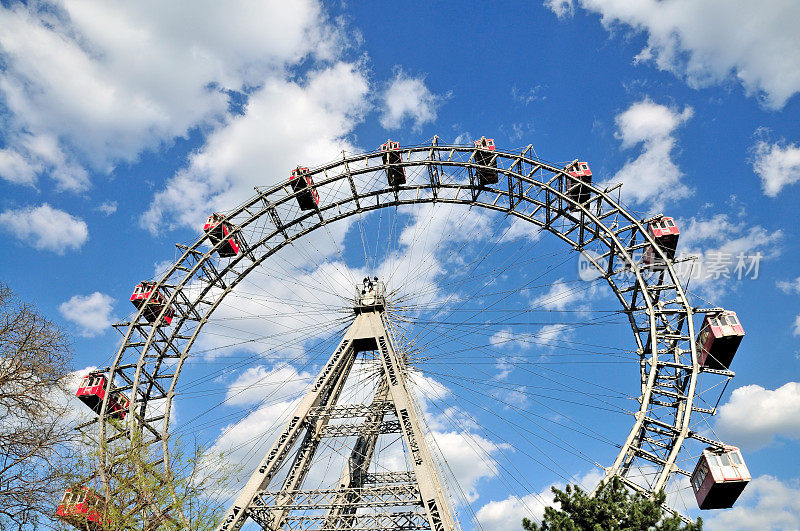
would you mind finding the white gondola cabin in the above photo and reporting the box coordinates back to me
[564,161,592,210]
[203,213,241,258]
[381,140,406,186]
[76,374,130,419]
[644,216,680,265]
[473,137,499,185]
[130,281,173,325]
[56,487,103,529]
[691,446,750,510]
[289,166,319,211]
[696,311,744,369]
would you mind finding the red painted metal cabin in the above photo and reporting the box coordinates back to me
[76,373,130,419]
[564,161,592,210]
[473,137,499,185]
[130,281,173,325]
[696,311,744,370]
[644,216,680,265]
[381,140,406,186]
[691,446,750,510]
[289,166,319,211]
[203,213,241,258]
[56,487,103,529]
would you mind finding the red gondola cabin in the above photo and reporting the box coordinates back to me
[130,281,173,325]
[56,487,103,530]
[76,373,130,419]
[644,217,680,265]
[289,166,319,211]
[381,140,406,186]
[691,446,750,510]
[696,311,744,370]
[564,161,592,210]
[203,213,241,258]
[473,137,499,185]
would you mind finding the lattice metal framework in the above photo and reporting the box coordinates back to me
[80,137,738,524]
[216,281,456,530]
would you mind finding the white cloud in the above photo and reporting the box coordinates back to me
[544,0,575,19]
[794,315,800,337]
[538,323,570,346]
[55,366,100,428]
[603,99,692,209]
[490,329,533,351]
[530,279,587,311]
[777,276,800,294]
[224,365,313,407]
[97,201,117,216]
[549,0,800,109]
[499,217,543,243]
[702,475,800,531]
[379,69,444,131]
[673,212,783,296]
[0,147,38,186]
[475,469,603,530]
[511,84,542,105]
[58,292,116,337]
[410,375,510,504]
[431,430,505,503]
[752,139,800,197]
[715,382,800,450]
[0,203,88,253]
[0,0,343,191]
[142,61,370,232]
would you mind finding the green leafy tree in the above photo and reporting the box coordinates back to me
[57,428,234,531]
[522,477,702,531]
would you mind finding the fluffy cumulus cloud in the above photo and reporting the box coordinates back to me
[142,61,370,232]
[0,203,88,253]
[0,0,343,191]
[547,0,800,109]
[224,365,314,407]
[530,278,591,312]
[715,382,800,450]
[702,475,800,531]
[752,139,800,197]
[603,99,692,209]
[673,211,783,296]
[379,69,444,131]
[475,469,603,530]
[58,292,116,337]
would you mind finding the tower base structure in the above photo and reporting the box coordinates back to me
[217,279,459,531]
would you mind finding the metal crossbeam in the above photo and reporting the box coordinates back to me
[280,511,429,531]
[251,485,422,511]
[320,420,400,438]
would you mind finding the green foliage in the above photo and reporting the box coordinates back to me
[522,477,702,531]
[57,423,234,530]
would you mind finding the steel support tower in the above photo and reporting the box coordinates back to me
[217,279,458,531]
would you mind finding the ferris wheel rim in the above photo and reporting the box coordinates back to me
[89,139,716,522]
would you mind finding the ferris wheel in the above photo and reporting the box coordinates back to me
[60,136,750,529]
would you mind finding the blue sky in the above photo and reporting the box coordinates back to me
[1,1,799,529]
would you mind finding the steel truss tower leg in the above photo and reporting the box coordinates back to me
[323,377,389,528]
[217,309,458,531]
